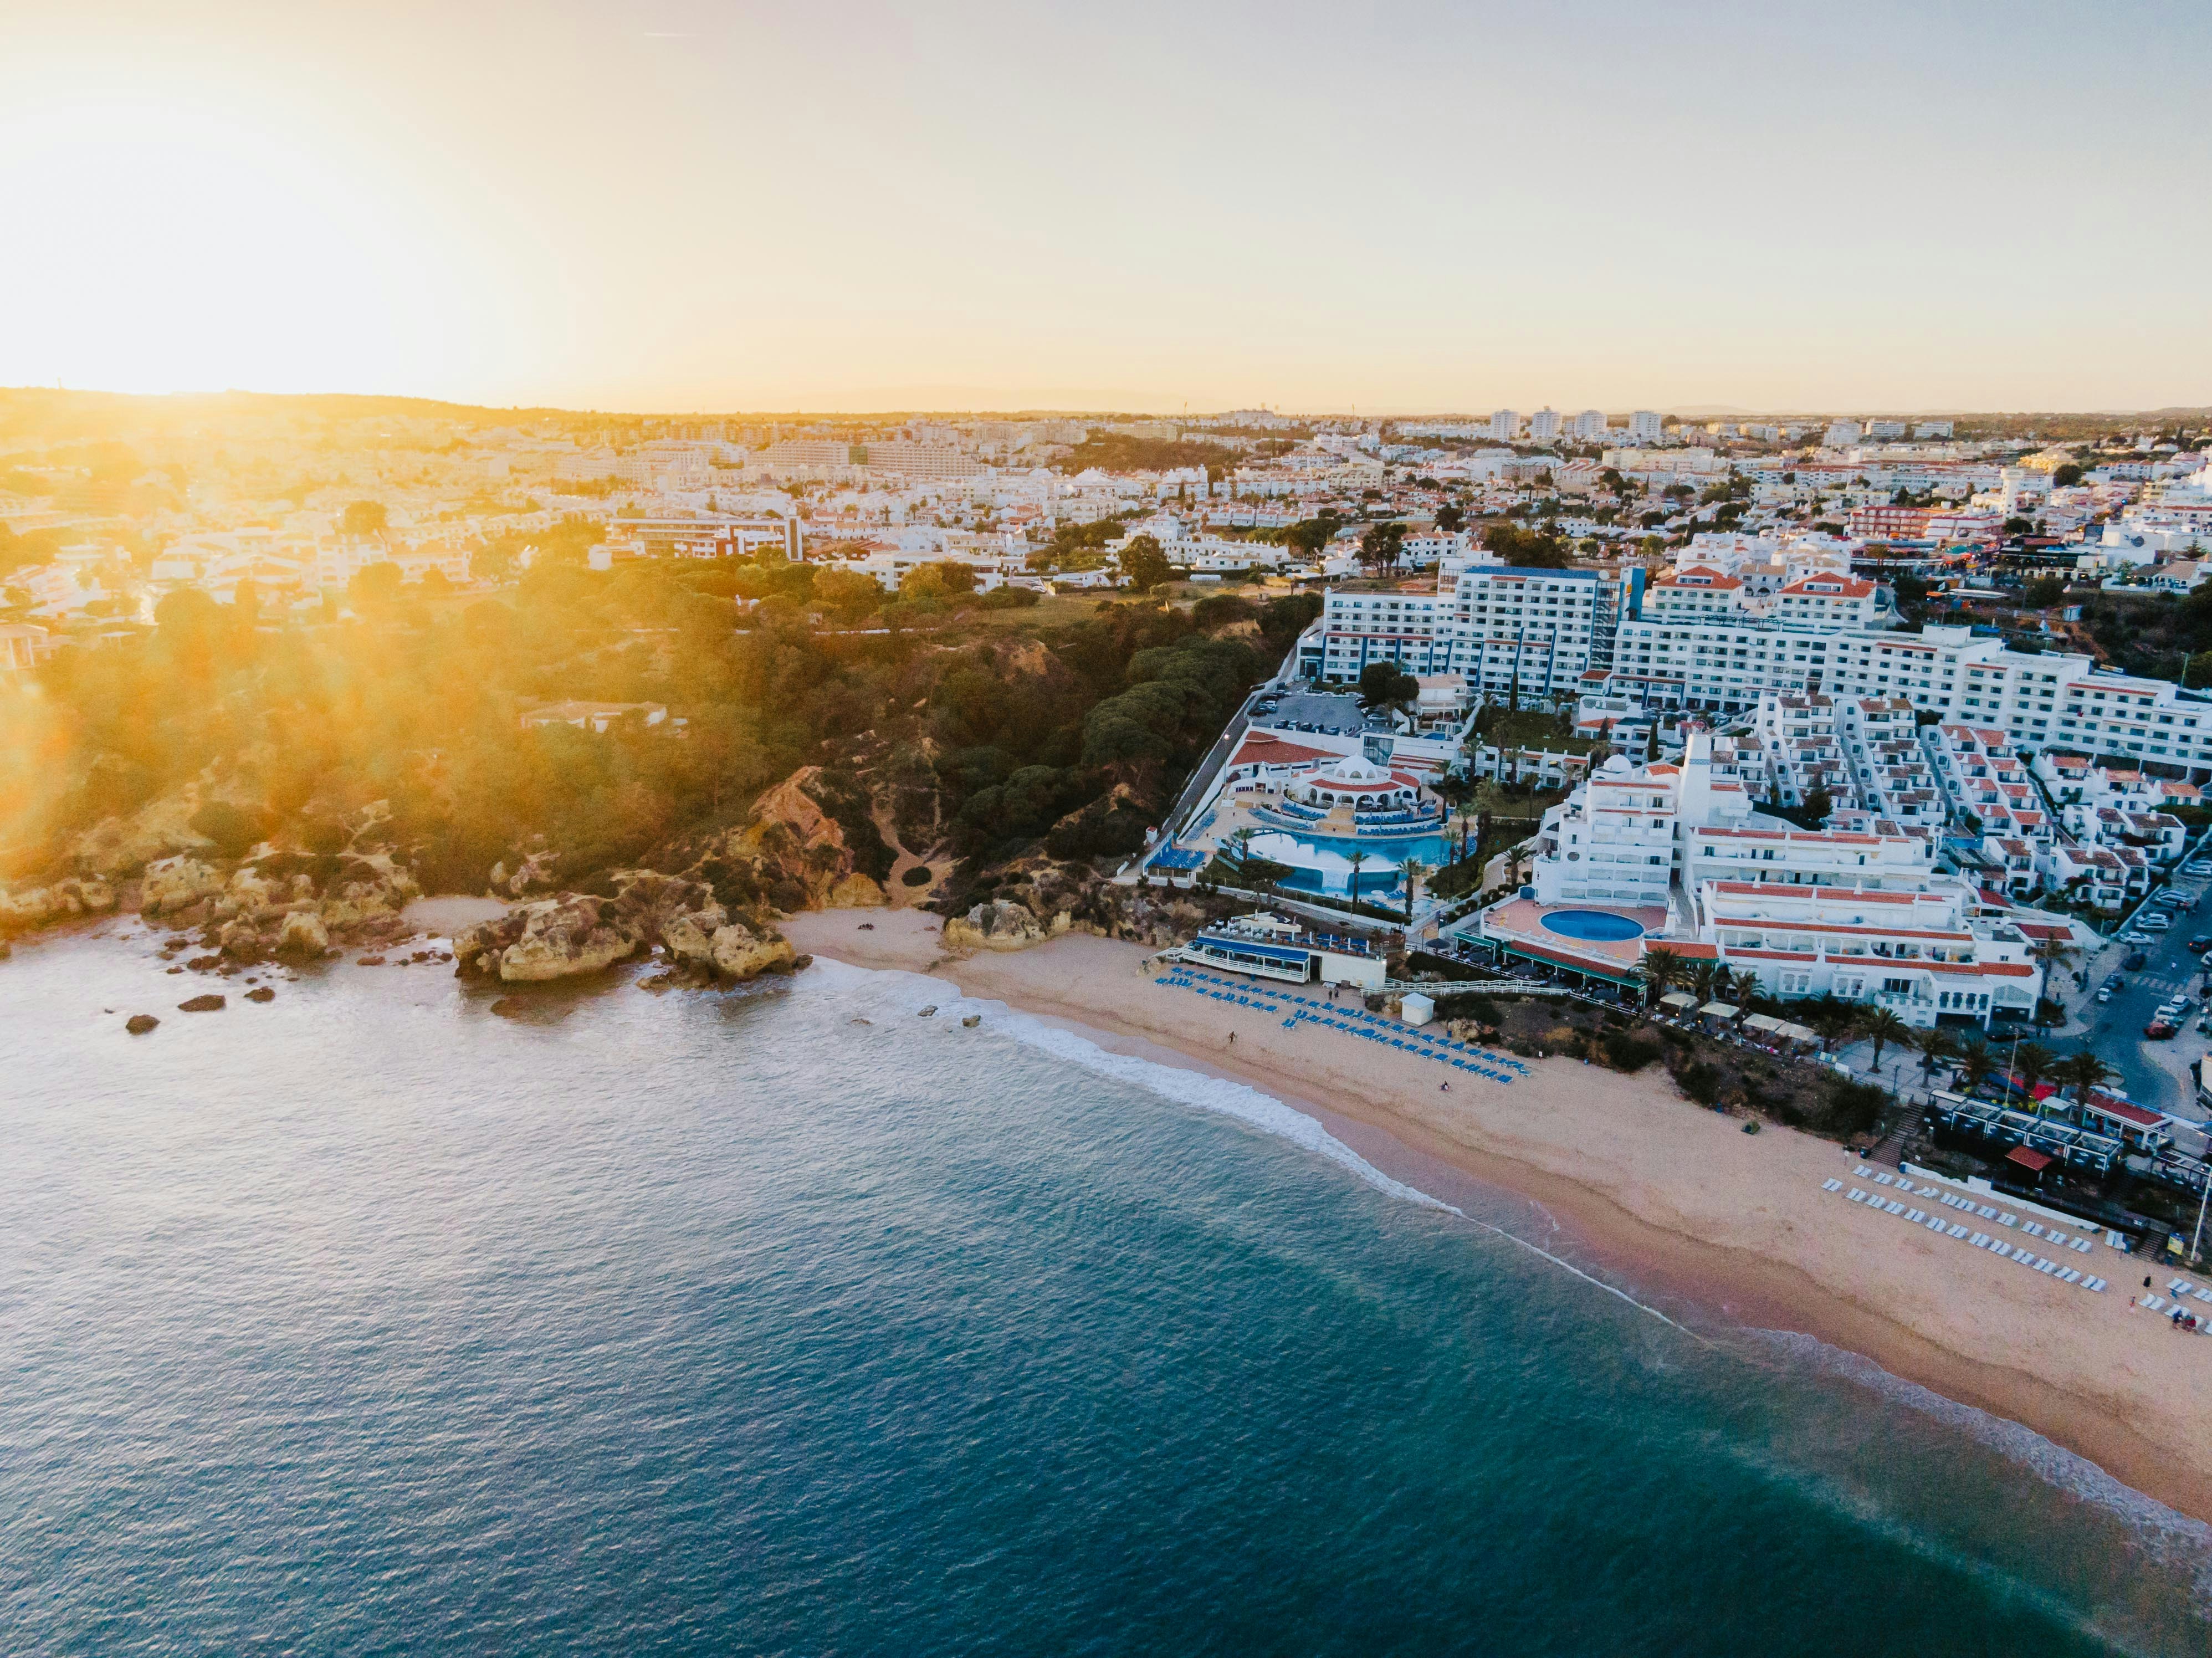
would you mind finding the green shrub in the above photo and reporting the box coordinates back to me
[1601,1031,1662,1073]
[1677,1061,1723,1105]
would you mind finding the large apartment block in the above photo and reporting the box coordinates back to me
[1304,565,1643,700]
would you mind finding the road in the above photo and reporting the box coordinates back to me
[2052,877,2212,1121]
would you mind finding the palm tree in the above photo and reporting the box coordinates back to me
[1861,1006,1909,1071]
[1688,959,1720,1004]
[2011,1041,2056,1111]
[1347,848,1368,903]
[1401,857,1427,925]
[1808,999,1865,1055]
[2055,1048,2116,1102]
[1956,1037,1998,1098]
[1911,1026,1957,1087]
[1640,945,1684,1010]
[2029,932,2080,980]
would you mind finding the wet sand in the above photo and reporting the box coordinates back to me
[784,907,2212,1525]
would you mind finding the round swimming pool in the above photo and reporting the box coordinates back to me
[1539,909,1647,943]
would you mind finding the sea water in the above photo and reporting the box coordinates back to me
[3,923,2209,1656]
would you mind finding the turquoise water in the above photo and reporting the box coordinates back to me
[1541,909,1649,941]
[4,923,2210,1655]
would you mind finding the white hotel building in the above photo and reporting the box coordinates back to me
[1511,735,2045,1028]
[1302,565,1645,702]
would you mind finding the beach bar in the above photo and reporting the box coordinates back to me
[1179,912,1389,991]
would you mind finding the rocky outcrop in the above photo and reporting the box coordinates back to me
[944,899,1071,954]
[274,910,331,959]
[0,877,117,934]
[126,1014,159,1035]
[315,852,420,930]
[449,870,785,985]
[141,856,228,916]
[707,921,796,980]
[177,994,226,1012]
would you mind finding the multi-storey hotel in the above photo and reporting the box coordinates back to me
[1493,734,2049,1030]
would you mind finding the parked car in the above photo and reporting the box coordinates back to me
[2199,1015,2212,1035]
[2187,861,2212,877]
[2157,889,2191,905]
[2147,1019,2179,1040]
[2188,935,2212,953]
[2105,972,2127,990]
[2126,951,2150,970]
[2096,987,2114,1004]
[2141,914,2172,932]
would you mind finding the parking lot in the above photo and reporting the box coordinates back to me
[1254,688,1369,736]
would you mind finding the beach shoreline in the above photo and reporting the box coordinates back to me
[784,907,2212,1527]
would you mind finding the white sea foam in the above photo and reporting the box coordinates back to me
[801,955,1696,1335]
[1753,1326,2212,1595]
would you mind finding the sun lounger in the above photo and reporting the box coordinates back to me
[2022,1222,2044,1237]
[2086,1278,2106,1292]
[1874,1173,1896,1186]
[1998,1213,2018,1227]
[1853,1165,1872,1177]
[2060,1268,2081,1283]
[1848,1189,1868,1202]
[1977,1205,1999,1220]
[1822,1178,1844,1192]
[2145,1296,2167,1311]
[1886,1200,1906,1214]
[1970,1232,1990,1247]
[1990,1242,2013,1258]
[1947,1224,1969,1239]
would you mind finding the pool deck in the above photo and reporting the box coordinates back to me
[1478,898,1671,980]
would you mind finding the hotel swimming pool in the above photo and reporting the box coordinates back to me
[1247,827,1457,897]
[1538,909,1648,943]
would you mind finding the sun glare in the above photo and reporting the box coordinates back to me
[2,93,481,397]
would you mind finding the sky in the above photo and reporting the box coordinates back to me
[3,0,2209,416]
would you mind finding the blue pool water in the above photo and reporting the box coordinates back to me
[1540,908,1648,941]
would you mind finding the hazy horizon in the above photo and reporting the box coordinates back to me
[5,0,2209,413]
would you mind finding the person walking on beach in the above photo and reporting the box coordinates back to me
[1227,1031,1235,1047]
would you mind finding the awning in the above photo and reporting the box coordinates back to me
[1743,1013,1783,1032]
[2006,1145,2054,1173]
[1699,1002,1739,1019]
[1774,1021,1818,1043]
[1660,991,1698,1010]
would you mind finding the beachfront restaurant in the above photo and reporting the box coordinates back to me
[1180,913,1389,990]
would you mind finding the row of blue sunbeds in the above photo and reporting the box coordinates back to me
[1153,967,1528,1085]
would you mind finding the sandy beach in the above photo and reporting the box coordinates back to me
[785,907,2212,1524]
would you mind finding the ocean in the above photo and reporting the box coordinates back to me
[3,922,2209,1656]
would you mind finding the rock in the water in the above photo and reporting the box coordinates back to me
[706,921,796,982]
[274,910,330,959]
[498,898,641,983]
[218,917,267,963]
[245,986,276,1002]
[918,1005,936,1017]
[489,997,525,1019]
[177,994,226,1012]
[961,1014,981,1027]
[125,1014,160,1034]
[659,912,718,970]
